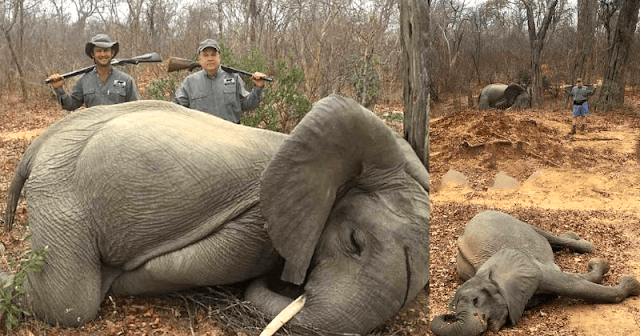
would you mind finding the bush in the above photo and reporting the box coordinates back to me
[241,58,311,132]
[146,72,187,101]
[0,238,48,330]
[345,52,383,108]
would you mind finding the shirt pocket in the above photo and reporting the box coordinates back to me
[108,85,127,103]
[223,85,241,113]
[83,87,96,100]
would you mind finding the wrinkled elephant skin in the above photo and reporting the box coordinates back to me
[3,96,430,335]
[431,210,640,336]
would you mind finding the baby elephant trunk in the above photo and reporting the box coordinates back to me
[430,311,486,336]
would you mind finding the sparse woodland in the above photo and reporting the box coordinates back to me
[0,0,638,111]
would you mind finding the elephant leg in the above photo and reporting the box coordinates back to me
[525,294,557,310]
[493,98,509,109]
[579,258,610,284]
[111,211,280,296]
[539,267,640,303]
[24,215,103,326]
[530,226,593,253]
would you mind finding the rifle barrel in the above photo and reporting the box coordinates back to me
[45,53,162,84]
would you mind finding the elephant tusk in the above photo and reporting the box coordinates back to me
[260,294,306,336]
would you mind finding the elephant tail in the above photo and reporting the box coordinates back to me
[3,142,37,231]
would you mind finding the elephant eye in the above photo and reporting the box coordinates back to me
[349,230,363,256]
[473,297,479,307]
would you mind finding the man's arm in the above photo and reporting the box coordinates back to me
[564,86,574,96]
[238,75,264,112]
[126,78,139,102]
[55,79,85,111]
[172,80,191,107]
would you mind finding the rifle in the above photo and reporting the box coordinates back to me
[167,57,273,82]
[45,52,163,84]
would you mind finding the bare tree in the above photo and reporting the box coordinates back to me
[70,0,102,31]
[0,0,27,101]
[598,0,640,108]
[569,0,597,84]
[598,0,622,48]
[399,0,430,317]
[522,0,558,108]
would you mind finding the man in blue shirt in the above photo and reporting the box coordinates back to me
[172,39,267,123]
[565,78,597,135]
[47,34,139,111]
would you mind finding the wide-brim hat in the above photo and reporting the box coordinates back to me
[85,34,119,58]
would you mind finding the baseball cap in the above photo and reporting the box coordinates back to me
[197,39,220,54]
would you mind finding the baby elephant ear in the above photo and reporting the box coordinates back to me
[261,94,405,285]
[504,84,525,106]
[476,248,542,325]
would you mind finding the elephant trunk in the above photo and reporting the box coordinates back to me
[430,311,487,336]
[245,277,366,335]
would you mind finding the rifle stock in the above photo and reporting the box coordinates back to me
[167,57,273,82]
[45,52,163,84]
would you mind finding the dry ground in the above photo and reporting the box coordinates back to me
[0,78,639,335]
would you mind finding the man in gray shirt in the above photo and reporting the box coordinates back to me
[47,34,139,111]
[172,39,267,123]
[564,78,597,135]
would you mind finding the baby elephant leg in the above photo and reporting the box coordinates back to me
[581,258,610,284]
[540,267,640,303]
[530,226,593,253]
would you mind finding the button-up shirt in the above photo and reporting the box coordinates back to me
[565,85,596,104]
[172,67,263,123]
[55,68,139,111]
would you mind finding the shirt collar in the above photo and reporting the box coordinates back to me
[203,66,223,79]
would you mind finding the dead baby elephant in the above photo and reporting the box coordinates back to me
[431,210,640,336]
[478,83,531,110]
[2,95,430,335]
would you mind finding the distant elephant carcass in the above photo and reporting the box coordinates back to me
[478,83,531,110]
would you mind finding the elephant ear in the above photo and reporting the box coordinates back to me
[393,133,430,192]
[475,248,542,325]
[504,84,525,107]
[260,94,406,285]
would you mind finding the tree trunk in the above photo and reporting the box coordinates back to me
[523,0,558,109]
[399,0,430,318]
[598,0,640,108]
[400,0,430,169]
[568,0,597,108]
[249,0,258,44]
[570,0,597,84]
[531,41,543,108]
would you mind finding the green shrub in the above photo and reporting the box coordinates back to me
[146,72,187,101]
[241,58,311,132]
[0,239,48,330]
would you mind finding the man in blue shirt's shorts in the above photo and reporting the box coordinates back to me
[564,78,597,135]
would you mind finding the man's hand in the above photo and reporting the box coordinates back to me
[251,72,267,88]
[48,74,65,89]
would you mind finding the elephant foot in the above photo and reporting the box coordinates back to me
[620,276,640,298]
[584,258,610,283]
